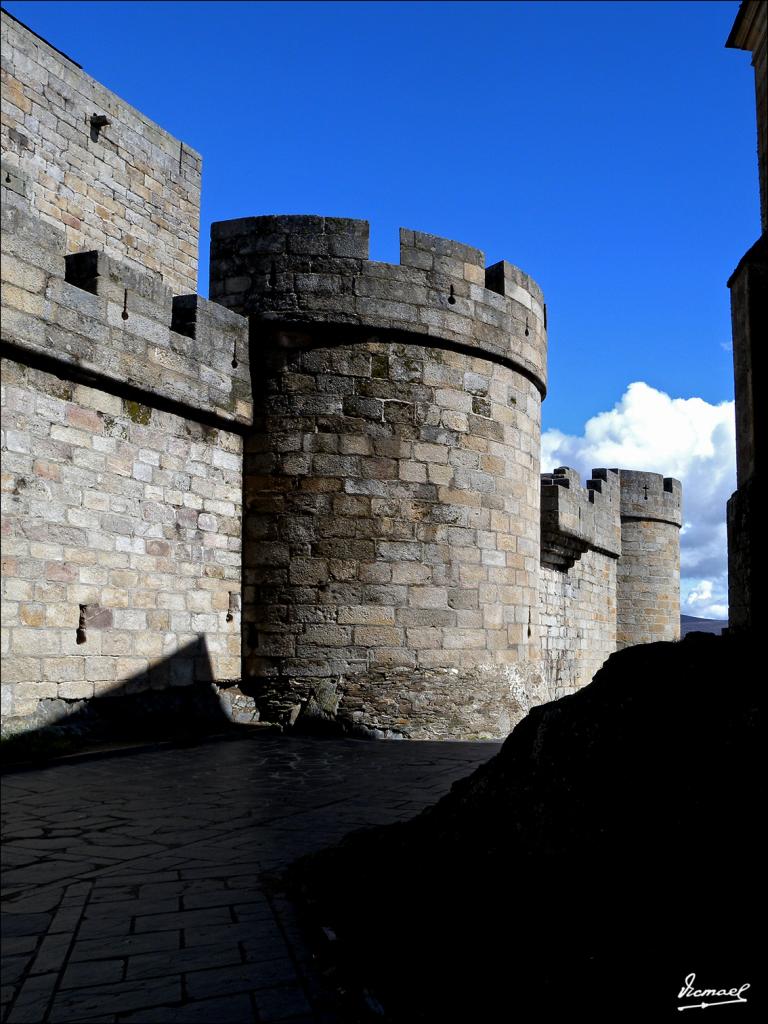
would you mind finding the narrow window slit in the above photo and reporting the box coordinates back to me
[76,605,87,644]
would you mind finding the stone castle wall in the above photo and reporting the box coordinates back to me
[539,468,621,698]
[0,12,683,741]
[1,10,201,295]
[725,1,765,633]
[210,216,548,739]
[1,358,243,731]
[616,471,682,649]
[1,84,252,736]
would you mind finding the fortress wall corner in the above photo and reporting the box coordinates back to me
[0,10,252,738]
[1,9,202,296]
[1,193,252,734]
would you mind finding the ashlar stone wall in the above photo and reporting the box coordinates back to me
[539,553,617,700]
[616,471,682,649]
[1,359,243,732]
[0,13,684,743]
[1,9,201,295]
[1,173,251,737]
[241,333,544,738]
[211,216,548,739]
[539,468,621,698]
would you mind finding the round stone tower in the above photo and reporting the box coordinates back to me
[209,215,547,739]
[616,471,683,649]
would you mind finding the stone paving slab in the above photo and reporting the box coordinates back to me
[1,732,498,1023]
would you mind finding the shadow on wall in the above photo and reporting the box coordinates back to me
[1,637,251,761]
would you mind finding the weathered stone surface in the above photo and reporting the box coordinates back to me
[616,470,682,649]
[235,330,544,740]
[725,235,766,632]
[1,11,201,295]
[210,218,547,392]
[0,360,244,736]
[0,12,682,743]
[538,466,682,693]
[1,205,251,426]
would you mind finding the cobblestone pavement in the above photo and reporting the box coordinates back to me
[1,733,498,1023]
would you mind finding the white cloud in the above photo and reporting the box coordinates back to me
[683,579,728,621]
[541,382,735,621]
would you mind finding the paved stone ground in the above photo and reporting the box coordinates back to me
[1,733,498,1023]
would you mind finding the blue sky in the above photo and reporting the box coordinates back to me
[5,0,757,617]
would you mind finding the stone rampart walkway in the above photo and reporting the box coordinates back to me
[1,733,498,1023]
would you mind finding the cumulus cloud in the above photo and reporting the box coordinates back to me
[541,382,735,621]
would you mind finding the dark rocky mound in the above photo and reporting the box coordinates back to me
[285,634,762,1022]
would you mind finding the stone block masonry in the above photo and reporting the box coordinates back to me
[211,216,548,739]
[539,467,682,690]
[616,471,682,649]
[1,359,244,731]
[1,9,201,295]
[539,468,622,698]
[0,11,683,742]
[1,198,251,427]
[0,34,252,736]
[725,2,764,634]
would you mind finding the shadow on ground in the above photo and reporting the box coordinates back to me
[286,632,763,1022]
[0,638,256,765]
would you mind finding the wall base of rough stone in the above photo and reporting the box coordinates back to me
[250,662,547,741]
[217,684,260,725]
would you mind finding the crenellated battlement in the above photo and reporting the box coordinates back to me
[0,9,682,743]
[617,470,683,526]
[540,467,682,569]
[540,467,622,570]
[1,191,252,426]
[209,215,547,395]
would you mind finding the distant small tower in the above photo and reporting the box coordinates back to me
[616,471,682,649]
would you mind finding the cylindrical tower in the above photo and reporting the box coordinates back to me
[209,216,547,739]
[616,471,682,649]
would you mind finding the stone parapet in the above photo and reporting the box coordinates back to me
[541,466,681,662]
[209,216,547,395]
[540,467,621,570]
[1,191,252,426]
[618,470,682,526]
